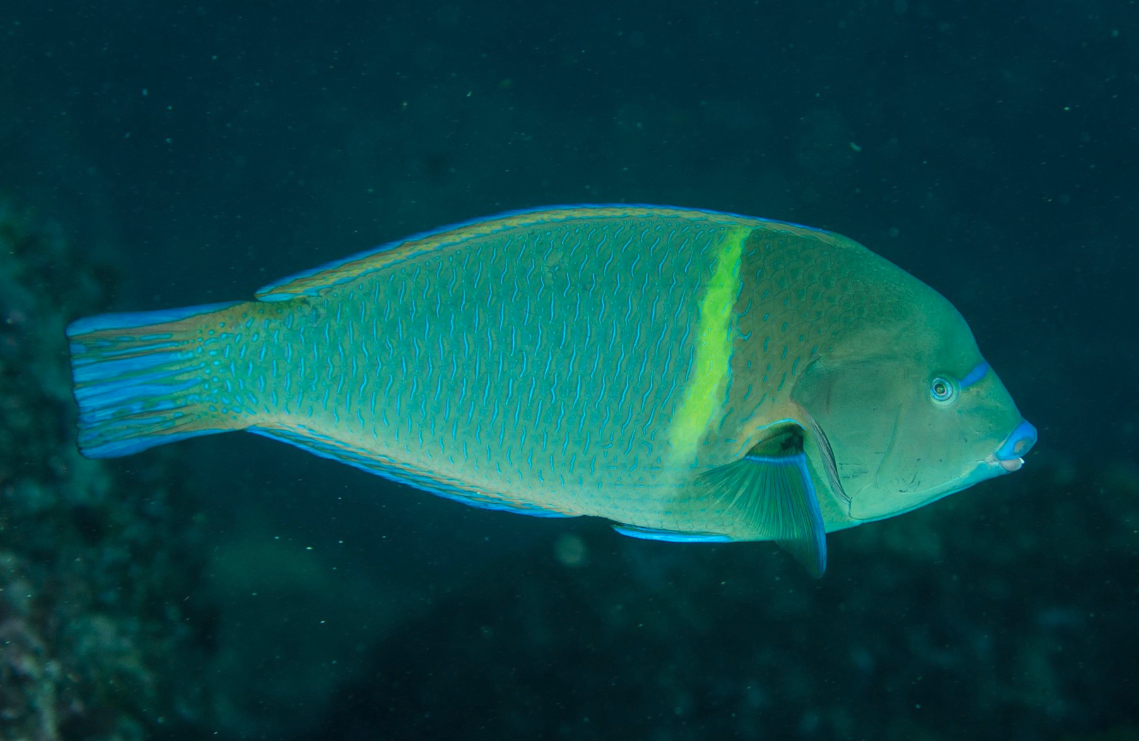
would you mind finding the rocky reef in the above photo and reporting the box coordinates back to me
[0,201,211,740]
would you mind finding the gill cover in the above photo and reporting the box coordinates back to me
[792,355,908,511]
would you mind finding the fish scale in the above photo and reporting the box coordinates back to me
[68,209,831,520]
[211,215,722,524]
[66,205,1036,576]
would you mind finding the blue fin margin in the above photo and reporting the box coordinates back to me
[743,452,828,577]
[695,418,828,577]
[67,301,242,336]
[67,302,242,458]
[255,205,832,301]
[249,424,575,518]
[612,525,732,543]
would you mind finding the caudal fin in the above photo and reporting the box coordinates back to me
[67,301,247,458]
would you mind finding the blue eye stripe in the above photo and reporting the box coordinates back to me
[960,361,989,389]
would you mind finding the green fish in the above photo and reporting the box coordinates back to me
[67,206,1036,576]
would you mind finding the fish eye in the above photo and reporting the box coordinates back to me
[929,376,957,404]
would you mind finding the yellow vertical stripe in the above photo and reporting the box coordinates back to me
[668,226,749,465]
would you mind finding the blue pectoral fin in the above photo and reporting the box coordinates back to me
[697,422,827,577]
[249,423,575,518]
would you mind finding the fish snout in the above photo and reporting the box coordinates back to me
[988,419,1037,473]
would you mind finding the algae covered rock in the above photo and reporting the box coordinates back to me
[0,201,212,740]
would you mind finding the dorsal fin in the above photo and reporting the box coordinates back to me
[253,205,821,302]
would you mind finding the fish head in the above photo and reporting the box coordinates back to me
[793,288,1036,523]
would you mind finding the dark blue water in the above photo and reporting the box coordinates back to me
[1,1,1135,739]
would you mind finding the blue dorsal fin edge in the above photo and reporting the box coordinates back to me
[254,205,832,300]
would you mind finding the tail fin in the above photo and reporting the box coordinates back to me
[67,301,248,458]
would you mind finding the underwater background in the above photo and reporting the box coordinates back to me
[1,0,1136,738]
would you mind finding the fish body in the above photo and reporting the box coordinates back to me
[67,206,1036,575]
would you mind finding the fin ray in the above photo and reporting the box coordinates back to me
[698,422,827,576]
[249,423,575,518]
[67,302,244,458]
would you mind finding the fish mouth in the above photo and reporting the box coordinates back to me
[986,419,1037,474]
[986,454,1024,473]
[849,418,1038,524]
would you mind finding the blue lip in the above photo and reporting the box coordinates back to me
[995,419,1037,461]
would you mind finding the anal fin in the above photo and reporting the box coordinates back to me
[249,423,574,518]
[612,524,732,543]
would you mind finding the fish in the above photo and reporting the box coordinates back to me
[66,205,1036,576]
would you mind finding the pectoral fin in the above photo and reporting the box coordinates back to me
[698,421,827,577]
